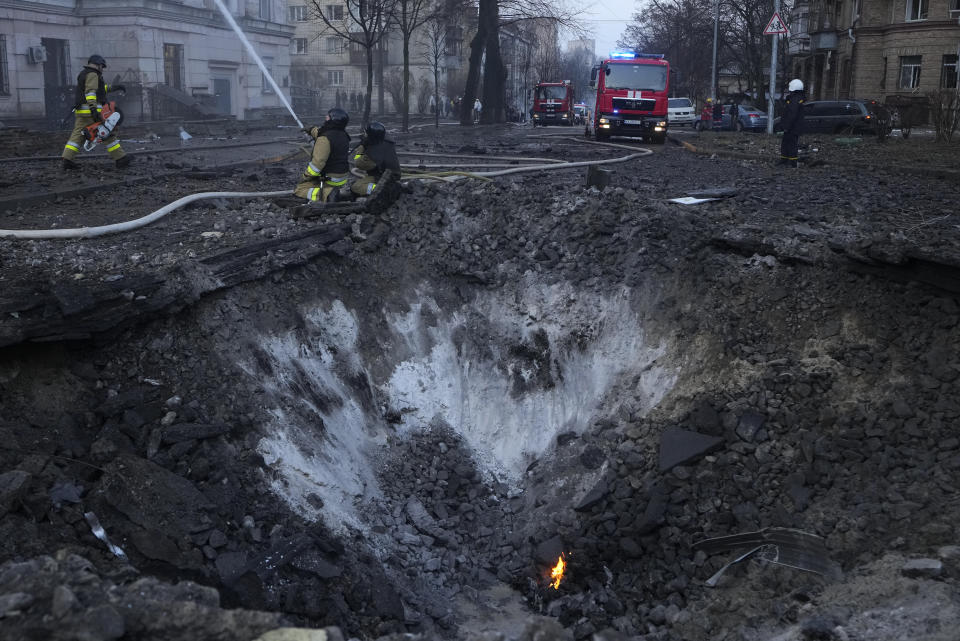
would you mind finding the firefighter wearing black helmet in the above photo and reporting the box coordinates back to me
[61,55,129,170]
[294,108,351,202]
[350,121,401,197]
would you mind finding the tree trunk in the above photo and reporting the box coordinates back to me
[461,0,491,125]
[403,38,411,132]
[365,44,374,126]
[434,63,440,129]
[481,0,504,123]
[378,45,385,115]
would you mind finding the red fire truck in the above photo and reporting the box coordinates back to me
[589,51,670,143]
[531,81,575,127]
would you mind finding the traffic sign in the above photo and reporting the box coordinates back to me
[764,12,789,35]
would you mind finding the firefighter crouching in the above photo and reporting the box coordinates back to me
[294,108,351,203]
[351,121,401,197]
[62,55,130,170]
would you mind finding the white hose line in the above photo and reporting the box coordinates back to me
[0,190,290,240]
[398,151,567,163]
[465,149,653,178]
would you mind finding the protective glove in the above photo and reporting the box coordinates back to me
[303,126,320,139]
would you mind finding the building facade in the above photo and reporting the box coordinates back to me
[0,0,293,123]
[285,0,469,117]
[789,0,960,102]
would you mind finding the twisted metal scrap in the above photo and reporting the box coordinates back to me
[692,527,840,587]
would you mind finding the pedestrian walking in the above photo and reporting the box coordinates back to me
[729,102,739,130]
[712,101,723,131]
[473,98,482,123]
[778,79,806,168]
[293,107,351,203]
[61,54,130,170]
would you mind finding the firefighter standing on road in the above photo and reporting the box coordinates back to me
[294,107,351,203]
[700,98,713,130]
[350,121,401,197]
[778,79,806,168]
[62,55,129,170]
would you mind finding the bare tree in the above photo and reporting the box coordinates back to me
[394,0,437,131]
[619,0,716,101]
[308,0,399,126]
[420,17,447,128]
[460,0,584,125]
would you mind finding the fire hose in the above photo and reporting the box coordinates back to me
[0,139,652,239]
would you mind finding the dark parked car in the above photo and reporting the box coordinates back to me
[774,99,883,134]
[694,103,768,131]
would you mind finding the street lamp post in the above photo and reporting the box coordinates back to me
[710,0,719,101]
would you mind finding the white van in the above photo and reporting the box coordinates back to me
[667,97,696,126]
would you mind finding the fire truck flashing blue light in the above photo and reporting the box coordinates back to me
[610,51,638,59]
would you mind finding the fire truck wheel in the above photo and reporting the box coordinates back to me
[649,134,666,145]
[595,129,609,141]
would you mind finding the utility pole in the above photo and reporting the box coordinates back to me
[766,0,779,134]
[710,0,719,101]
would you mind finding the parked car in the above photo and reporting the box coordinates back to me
[774,99,882,135]
[695,103,768,131]
[667,97,697,126]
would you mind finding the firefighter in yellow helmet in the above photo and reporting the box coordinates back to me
[294,108,351,203]
[350,121,401,197]
[61,55,130,170]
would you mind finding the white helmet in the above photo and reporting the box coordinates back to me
[788,78,804,92]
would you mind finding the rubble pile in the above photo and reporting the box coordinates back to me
[0,128,959,641]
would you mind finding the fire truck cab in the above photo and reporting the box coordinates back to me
[589,51,670,143]
[532,81,575,127]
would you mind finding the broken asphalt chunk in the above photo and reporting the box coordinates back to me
[659,427,725,472]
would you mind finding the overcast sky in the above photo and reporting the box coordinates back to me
[573,0,641,58]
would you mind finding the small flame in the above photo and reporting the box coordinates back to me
[550,554,566,589]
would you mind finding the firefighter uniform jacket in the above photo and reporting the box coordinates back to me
[62,65,126,162]
[350,138,401,196]
[779,90,806,164]
[294,125,351,202]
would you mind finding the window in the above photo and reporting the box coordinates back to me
[899,55,922,89]
[259,0,272,20]
[880,57,887,89]
[444,25,462,56]
[262,55,275,93]
[325,37,342,54]
[291,69,309,87]
[288,5,307,22]
[328,70,344,85]
[952,0,960,15]
[325,4,344,20]
[292,38,308,54]
[906,0,927,21]
[0,35,8,96]
[942,54,958,89]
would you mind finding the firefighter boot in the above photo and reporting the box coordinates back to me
[63,158,80,171]
[116,155,132,169]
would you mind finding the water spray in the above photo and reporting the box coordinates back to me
[212,0,305,130]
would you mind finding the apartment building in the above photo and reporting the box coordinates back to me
[285,0,467,116]
[0,0,293,123]
[788,0,960,102]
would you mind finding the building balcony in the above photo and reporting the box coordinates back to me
[809,31,837,51]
